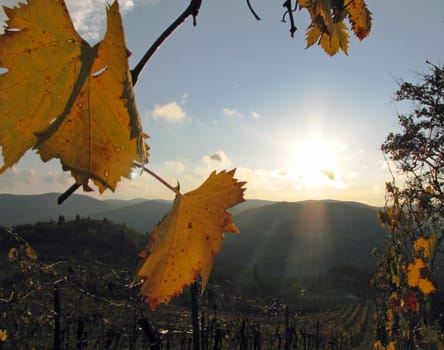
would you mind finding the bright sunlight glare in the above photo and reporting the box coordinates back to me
[288,138,346,190]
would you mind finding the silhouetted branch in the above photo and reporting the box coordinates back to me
[282,0,297,37]
[246,0,261,20]
[131,0,203,85]
[58,183,81,205]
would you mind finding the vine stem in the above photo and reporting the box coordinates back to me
[133,162,181,196]
[131,0,203,85]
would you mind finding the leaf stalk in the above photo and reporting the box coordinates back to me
[133,162,181,196]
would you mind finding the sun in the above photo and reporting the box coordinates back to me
[289,138,344,189]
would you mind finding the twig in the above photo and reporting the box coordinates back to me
[282,0,297,37]
[131,0,203,85]
[246,0,261,21]
[58,183,81,204]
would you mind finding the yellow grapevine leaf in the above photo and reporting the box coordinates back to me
[298,0,312,8]
[407,258,436,295]
[8,247,17,261]
[346,0,372,40]
[0,0,83,172]
[0,329,7,342]
[387,342,396,350]
[407,258,426,287]
[414,237,429,253]
[305,24,322,48]
[0,0,148,192]
[134,169,246,310]
[301,0,371,55]
[414,236,437,258]
[373,341,397,350]
[317,0,334,35]
[320,21,349,56]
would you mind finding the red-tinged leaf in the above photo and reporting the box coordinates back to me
[346,0,372,40]
[402,290,418,312]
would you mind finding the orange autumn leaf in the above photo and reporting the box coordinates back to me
[407,258,436,296]
[346,0,372,40]
[8,247,17,261]
[0,329,7,343]
[414,236,437,258]
[134,169,246,310]
[0,0,148,192]
[386,342,397,350]
[414,237,429,255]
[25,242,37,260]
[407,258,426,287]
[418,278,437,296]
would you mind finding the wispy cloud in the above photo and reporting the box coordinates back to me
[222,108,243,118]
[164,160,185,173]
[320,168,335,181]
[202,150,232,168]
[0,166,38,189]
[43,169,72,187]
[0,1,157,38]
[152,101,186,122]
[64,0,155,42]
[235,167,288,198]
[0,166,71,194]
[222,108,261,119]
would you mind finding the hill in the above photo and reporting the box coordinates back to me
[0,193,139,226]
[217,200,386,280]
[0,196,388,309]
[0,193,273,232]
[0,217,145,265]
[0,194,386,288]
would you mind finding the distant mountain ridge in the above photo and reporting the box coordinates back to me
[1,193,386,281]
[0,193,160,228]
[0,193,275,232]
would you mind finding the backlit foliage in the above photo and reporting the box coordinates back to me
[374,64,444,349]
[0,0,148,192]
[134,170,246,310]
[299,0,372,55]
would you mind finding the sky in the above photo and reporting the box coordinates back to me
[0,0,443,206]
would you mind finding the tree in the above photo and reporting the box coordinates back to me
[374,63,444,349]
